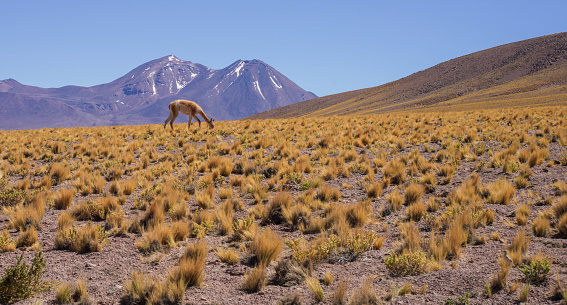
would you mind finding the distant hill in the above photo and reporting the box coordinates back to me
[247,32,567,119]
[0,56,316,130]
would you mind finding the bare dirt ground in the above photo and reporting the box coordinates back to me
[1,108,566,305]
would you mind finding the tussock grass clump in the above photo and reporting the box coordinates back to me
[557,214,567,238]
[55,278,91,305]
[0,229,16,252]
[515,203,530,226]
[438,163,456,185]
[506,230,530,265]
[398,221,421,254]
[305,276,325,301]
[532,213,551,237]
[121,270,184,305]
[4,193,46,232]
[383,158,406,185]
[385,190,403,214]
[52,188,76,210]
[443,217,468,260]
[15,227,38,248]
[249,229,284,267]
[136,225,176,254]
[59,222,109,254]
[404,183,424,205]
[348,277,380,305]
[490,252,512,292]
[332,277,348,305]
[271,258,312,287]
[317,184,341,202]
[168,241,207,287]
[48,162,70,185]
[406,201,426,221]
[554,181,567,196]
[553,196,567,219]
[242,266,267,293]
[365,181,383,198]
[263,191,292,225]
[215,247,240,265]
[487,178,515,205]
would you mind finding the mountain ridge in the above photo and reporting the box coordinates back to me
[0,55,316,130]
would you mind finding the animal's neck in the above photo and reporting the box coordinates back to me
[200,111,211,123]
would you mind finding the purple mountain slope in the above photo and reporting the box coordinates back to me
[0,55,316,130]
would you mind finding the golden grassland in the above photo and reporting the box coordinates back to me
[0,106,566,304]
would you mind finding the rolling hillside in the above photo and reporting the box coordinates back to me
[247,32,567,119]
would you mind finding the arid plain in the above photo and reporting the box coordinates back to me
[1,106,566,304]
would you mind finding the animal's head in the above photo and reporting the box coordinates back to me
[208,118,215,129]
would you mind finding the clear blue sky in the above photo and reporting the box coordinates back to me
[1,0,566,97]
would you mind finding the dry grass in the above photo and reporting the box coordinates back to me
[242,266,267,293]
[215,247,240,265]
[168,241,207,287]
[0,107,565,304]
[249,229,284,266]
[348,277,380,305]
[52,188,76,210]
[487,178,516,205]
[532,213,551,237]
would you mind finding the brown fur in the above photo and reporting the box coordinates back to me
[164,100,215,130]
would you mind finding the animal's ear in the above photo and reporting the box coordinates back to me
[211,118,215,122]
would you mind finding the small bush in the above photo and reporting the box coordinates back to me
[384,251,427,276]
[56,222,108,253]
[518,257,551,285]
[0,252,47,303]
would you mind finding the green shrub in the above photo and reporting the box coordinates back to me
[0,187,28,206]
[0,252,48,303]
[517,257,551,285]
[384,251,427,276]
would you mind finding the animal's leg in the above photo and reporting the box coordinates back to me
[193,115,201,127]
[164,111,173,129]
[187,116,192,129]
[170,109,179,129]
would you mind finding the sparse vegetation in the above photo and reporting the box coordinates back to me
[0,252,47,303]
[0,107,565,304]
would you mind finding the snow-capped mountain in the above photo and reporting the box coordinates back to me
[0,55,317,130]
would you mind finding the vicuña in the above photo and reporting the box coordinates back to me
[164,100,215,130]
